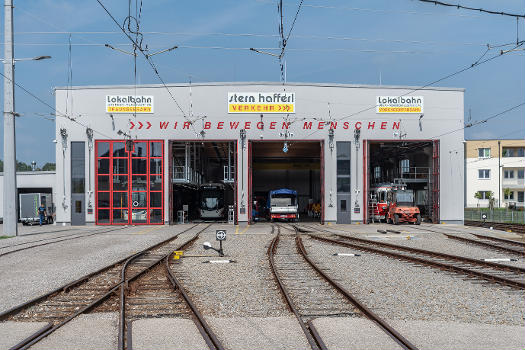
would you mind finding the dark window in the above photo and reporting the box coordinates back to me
[113,192,128,208]
[504,192,515,200]
[340,199,347,211]
[504,170,514,179]
[71,142,85,194]
[113,142,127,157]
[150,209,163,223]
[132,175,148,191]
[113,158,128,175]
[97,159,109,174]
[132,142,147,157]
[112,209,128,223]
[478,169,490,179]
[113,175,128,191]
[132,158,147,174]
[150,175,162,191]
[518,170,524,179]
[337,160,350,175]
[518,192,524,203]
[97,142,110,157]
[337,178,350,192]
[97,192,110,207]
[150,159,163,174]
[151,192,162,207]
[98,176,109,191]
[97,209,110,223]
[150,142,163,157]
[75,200,82,213]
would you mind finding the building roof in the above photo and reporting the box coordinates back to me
[55,81,465,92]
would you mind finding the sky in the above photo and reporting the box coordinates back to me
[0,0,524,165]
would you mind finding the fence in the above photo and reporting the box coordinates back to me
[464,208,525,225]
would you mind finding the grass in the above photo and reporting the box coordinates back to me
[0,235,11,239]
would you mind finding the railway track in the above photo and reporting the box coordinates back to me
[464,220,525,234]
[119,226,224,350]
[2,224,224,350]
[269,224,418,350]
[299,224,525,291]
[0,226,125,258]
[442,233,525,258]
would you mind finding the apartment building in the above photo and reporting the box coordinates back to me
[465,140,525,208]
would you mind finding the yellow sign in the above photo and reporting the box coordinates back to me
[173,250,184,260]
[228,92,295,114]
[107,106,152,113]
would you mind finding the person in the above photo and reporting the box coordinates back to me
[37,203,47,226]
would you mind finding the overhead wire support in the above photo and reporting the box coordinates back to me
[95,0,187,118]
[415,0,525,19]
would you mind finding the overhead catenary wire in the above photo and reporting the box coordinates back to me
[0,70,116,140]
[414,0,525,19]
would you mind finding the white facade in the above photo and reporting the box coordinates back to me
[465,140,525,208]
[53,82,465,225]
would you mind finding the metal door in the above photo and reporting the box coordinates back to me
[336,195,351,224]
[71,141,86,225]
[71,194,86,225]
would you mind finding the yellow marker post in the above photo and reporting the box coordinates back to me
[173,250,184,260]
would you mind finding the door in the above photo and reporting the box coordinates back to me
[336,141,351,224]
[71,141,86,225]
[95,140,164,225]
[71,194,85,225]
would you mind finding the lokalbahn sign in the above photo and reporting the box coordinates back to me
[129,120,401,130]
[376,96,423,114]
[228,92,295,113]
[106,95,154,113]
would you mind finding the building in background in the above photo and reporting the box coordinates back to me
[465,140,525,208]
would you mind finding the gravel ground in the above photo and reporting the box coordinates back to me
[305,223,525,269]
[0,224,199,313]
[302,236,525,326]
[174,224,289,317]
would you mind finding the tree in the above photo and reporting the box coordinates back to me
[487,191,495,211]
[42,163,56,171]
[0,159,3,172]
[16,161,32,171]
[474,191,482,208]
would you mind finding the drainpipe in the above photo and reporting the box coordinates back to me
[498,140,501,208]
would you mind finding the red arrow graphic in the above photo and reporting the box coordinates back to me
[146,121,152,129]
[130,121,135,129]
[138,121,143,129]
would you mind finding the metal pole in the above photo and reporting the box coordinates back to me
[3,0,18,236]
[498,140,501,208]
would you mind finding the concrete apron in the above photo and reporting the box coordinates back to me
[0,321,50,350]
[312,317,525,350]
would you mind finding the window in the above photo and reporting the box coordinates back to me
[504,170,514,179]
[336,142,351,194]
[478,169,490,179]
[518,192,524,203]
[400,159,410,174]
[502,147,525,157]
[477,191,492,200]
[504,191,514,200]
[478,148,491,158]
[518,170,524,179]
[374,166,381,179]
[96,140,164,225]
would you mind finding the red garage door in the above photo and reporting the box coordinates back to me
[95,140,164,225]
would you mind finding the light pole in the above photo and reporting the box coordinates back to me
[3,0,51,236]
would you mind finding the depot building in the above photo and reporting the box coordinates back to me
[54,82,465,225]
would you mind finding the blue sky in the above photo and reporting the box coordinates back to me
[1,0,524,165]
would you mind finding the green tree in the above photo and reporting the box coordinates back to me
[16,161,32,171]
[42,163,56,171]
[0,159,3,172]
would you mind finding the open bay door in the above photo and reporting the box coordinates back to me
[432,140,440,223]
